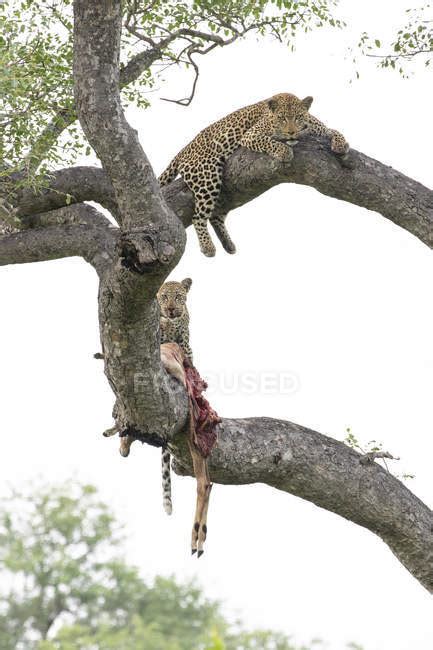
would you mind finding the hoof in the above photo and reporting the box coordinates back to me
[191,548,197,555]
[197,550,204,558]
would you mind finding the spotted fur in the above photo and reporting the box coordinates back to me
[159,92,349,257]
[157,278,193,362]
[161,446,173,515]
[157,278,193,514]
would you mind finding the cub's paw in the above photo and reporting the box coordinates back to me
[331,135,349,156]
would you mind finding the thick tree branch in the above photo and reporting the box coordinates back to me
[21,202,114,231]
[0,204,117,274]
[0,225,112,273]
[15,136,433,250]
[14,167,118,223]
[171,417,433,594]
[163,136,433,250]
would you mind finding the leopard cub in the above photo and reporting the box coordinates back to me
[157,277,193,362]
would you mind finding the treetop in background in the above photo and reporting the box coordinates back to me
[0,480,358,650]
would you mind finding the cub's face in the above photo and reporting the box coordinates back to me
[267,93,313,143]
[157,278,192,319]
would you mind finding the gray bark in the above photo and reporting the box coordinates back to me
[173,418,433,593]
[73,0,187,437]
[10,135,433,251]
[14,168,119,222]
[0,0,432,593]
[0,204,117,275]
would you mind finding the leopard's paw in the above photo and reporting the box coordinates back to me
[200,240,216,258]
[276,145,294,163]
[224,241,236,254]
[331,135,349,156]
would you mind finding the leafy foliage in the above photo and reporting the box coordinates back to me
[0,480,139,647]
[356,4,433,77]
[225,629,322,650]
[0,480,362,650]
[0,0,341,181]
[0,1,76,173]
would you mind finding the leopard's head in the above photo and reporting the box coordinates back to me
[267,93,313,143]
[157,278,192,319]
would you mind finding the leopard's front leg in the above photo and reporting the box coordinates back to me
[179,331,193,364]
[240,123,294,162]
[307,115,349,155]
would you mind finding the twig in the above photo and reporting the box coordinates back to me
[359,451,400,466]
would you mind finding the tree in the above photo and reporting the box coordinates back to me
[0,481,148,647]
[0,0,432,594]
[0,481,342,650]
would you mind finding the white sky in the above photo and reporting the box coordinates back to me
[1,1,432,648]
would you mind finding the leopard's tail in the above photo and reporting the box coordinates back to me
[159,156,179,186]
[161,446,173,515]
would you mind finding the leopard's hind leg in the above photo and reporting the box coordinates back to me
[210,213,236,254]
[183,161,225,257]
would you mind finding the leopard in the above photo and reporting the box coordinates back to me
[157,277,193,362]
[157,277,193,515]
[159,92,349,257]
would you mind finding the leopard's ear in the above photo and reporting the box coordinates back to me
[301,96,313,110]
[267,97,278,112]
[181,278,192,292]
